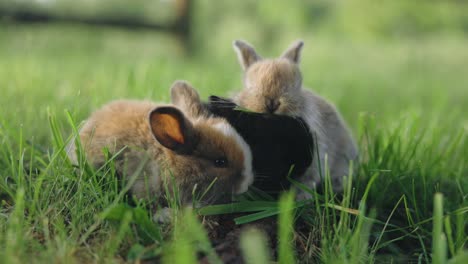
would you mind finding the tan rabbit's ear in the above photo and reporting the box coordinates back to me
[170,80,204,117]
[281,40,304,64]
[149,107,198,154]
[233,40,261,70]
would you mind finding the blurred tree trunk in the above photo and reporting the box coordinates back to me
[174,0,192,53]
[0,0,192,53]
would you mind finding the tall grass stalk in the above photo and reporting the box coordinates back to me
[240,228,271,264]
[432,193,447,264]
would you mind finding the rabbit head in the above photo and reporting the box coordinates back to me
[155,81,254,204]
[233,40,305,116]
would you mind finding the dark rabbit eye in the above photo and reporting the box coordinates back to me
[214,157,228,168]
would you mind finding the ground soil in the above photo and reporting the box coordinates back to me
[200,214,279,264]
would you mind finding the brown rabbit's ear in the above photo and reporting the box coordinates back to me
[170,80,204,117]
[149,107,198,154]
[281,40,304,64]
[233,40,261,70]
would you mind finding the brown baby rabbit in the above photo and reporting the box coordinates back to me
[233,40,358,197]
[67,81,253,206]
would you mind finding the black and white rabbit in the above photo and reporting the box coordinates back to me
[205,96,314,195]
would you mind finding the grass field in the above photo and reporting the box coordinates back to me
[0,23,467,263]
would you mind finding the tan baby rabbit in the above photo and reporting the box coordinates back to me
[232,40,358,196]
[67,81,254,206]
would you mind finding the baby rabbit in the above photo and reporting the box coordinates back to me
[232,40,358,195]
[67,81,254,206]
[206,95,314,195]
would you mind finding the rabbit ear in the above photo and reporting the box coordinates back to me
[207,96,238,118]
[149,107,198,154]
[281,40,304,63]
[233,40,261,70]
[170,80,204,117]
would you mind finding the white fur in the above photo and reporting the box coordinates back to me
[213,121,254,193]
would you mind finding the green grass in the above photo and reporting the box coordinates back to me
[0,23,467,263]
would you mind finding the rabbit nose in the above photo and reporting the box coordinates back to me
[266,99,280,113]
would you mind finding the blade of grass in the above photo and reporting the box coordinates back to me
[278,191,296,264]
[198,201,278,216]
[432,193,447,264]
[240,228,271,264]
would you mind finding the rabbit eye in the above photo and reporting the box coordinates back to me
[214,157,228,168]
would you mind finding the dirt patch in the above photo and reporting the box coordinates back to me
[200,214,278,263]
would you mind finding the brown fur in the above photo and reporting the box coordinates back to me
[233,40,358,195]
[170,81,208,118]
[67,81,253,205]
[236,59,303,115]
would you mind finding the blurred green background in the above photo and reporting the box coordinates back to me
[1,0,467,143]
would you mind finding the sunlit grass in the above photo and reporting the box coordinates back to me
[0,24,467,263]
